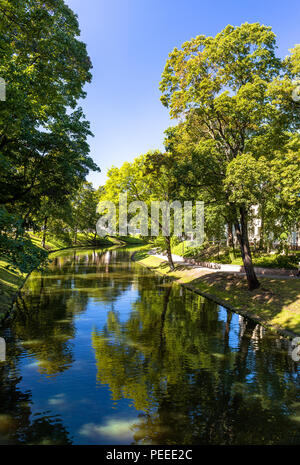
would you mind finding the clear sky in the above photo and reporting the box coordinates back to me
[65,0,300,188]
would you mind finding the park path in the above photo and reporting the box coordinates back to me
[150,251,299,280]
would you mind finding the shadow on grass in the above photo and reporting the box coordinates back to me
[190,271,300,334]
[138,255,300,335]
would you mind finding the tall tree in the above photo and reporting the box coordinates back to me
[100,151,187,270]
[159,23,299,290]
[0,0,99,207]
[71,182,99,243]
[0,0,99,269]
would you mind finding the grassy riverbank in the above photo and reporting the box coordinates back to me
[0,235,59,324]
[133,250,300,338]
[0,260,25,323]
[0,234,116,325]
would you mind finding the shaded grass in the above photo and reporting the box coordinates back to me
[134,251,300,337]
[0,259,25,323]
[117,236,147,245]
[29,232,114,250]
[29,233,67,250]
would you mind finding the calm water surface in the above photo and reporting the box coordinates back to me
[0,247,299,445]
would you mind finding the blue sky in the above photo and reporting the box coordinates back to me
[65,0,300,188]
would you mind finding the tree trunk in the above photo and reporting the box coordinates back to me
[22,209,31,232]
[227,222,234,250]
[235,207,260,291]
[41,216,48,249]
[74,228,77,245]
[165,236,175,270]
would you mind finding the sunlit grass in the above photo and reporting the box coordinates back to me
[134,253,300,336]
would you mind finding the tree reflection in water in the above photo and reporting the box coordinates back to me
[0,248,299,445]
[92,281,300,445]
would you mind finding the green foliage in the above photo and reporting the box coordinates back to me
[117,236,146,245]
[0,0,99,207]
[100,150,190,269]
[172,240,299,270]
[71,182,99,240]
[252,252,299,270]
[225,155,269,206]
[0,207,48,273]
[45,218,73,246]
[159,23,299,210]
[170,235,180,247]
[152,236,168,250]
[0,0,100,267]
[159,22,300,289]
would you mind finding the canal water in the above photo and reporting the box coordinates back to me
[0,247,299,445]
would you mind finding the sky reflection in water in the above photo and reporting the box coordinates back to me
[0,247,299,445]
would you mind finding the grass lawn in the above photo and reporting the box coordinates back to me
[29,233,67,250]
[134,250,300,337]
[117,236,146,245]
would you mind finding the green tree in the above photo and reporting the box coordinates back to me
[0,0,99,206]
[36,196,72,248]
[71,182,99,244]
[0,0,100,268]
[0,205,47,272]
[100,151,188,269]
[159,23,299,290]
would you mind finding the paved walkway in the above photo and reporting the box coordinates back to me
[153,252,185,263]
[150,251,299,280]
